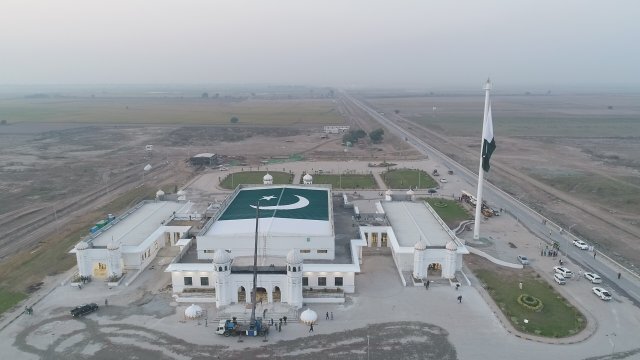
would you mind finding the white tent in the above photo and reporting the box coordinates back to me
[299,308,318,325]
[184,304,203,319]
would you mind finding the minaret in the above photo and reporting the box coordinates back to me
[286,249,304,308]
[213,249,232,307]
[303,173,313,185]
[106,240,122,278]
[413,241,427,279]
[75,242,91,277]
[263,173,273,185]
[443,241,458,279]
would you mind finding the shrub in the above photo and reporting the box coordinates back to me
[517,294,544,311]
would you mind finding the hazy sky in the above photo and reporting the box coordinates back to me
[1,0,639,88]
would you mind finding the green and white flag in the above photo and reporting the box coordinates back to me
[481,104,496,172]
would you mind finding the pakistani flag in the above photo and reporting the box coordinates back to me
[481,104,496,172]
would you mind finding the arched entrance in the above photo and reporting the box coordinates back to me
[272,286,281,302]
[251,287,268,304]
[427,263,442,278]
[93,262,108,278]
[237,286,246,303]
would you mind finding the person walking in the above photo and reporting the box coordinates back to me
[455,283,460,291]
[283,316,287,325]
[618,272,622,279]
[594,251,597,259]
[457,295,462,303]
[105,299,108,307]
[309,323,314,333]
[326,312,329,320]
[426,280,430,289]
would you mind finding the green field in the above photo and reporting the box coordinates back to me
[308,174,378,189]
[423,198,471,227]
[0,98,343,125]
[220,171,293,189]
[382,169,437,189]
[472,262,586,338]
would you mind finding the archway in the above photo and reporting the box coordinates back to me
[237,286,246,303]
[93,262,108,278]
[427,263,442,278]
[251,287,268,304]
[273,286,281,302]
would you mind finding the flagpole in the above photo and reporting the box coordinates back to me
[473,79,492,240]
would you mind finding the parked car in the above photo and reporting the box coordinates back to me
[592,287,612,301]
[440,178,448,183]
[517,255,529,265]
[573,239,589,250]
[70,303,99,317]
[584,272,602,284]
[553,266,574,278]
[554,273,567,285]
[427,189,437,194]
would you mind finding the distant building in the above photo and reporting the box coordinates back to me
[323,125,350,134]
[190,153,218,166]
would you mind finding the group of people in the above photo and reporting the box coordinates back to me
[269,316,287,332]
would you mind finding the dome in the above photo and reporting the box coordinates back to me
[406,189,415,195]
[107,241,120,250]
[300,308,318,325]
[446,240,458,251]
[385,189,392,195]
[263,173,273,181]
[177,190,186,196]
[414,241,427,250]
[184,304,203,319]
[303,174,313,181]
[75,242,89,250]
[156,190,165,197]
[286,249,303,264]
[213,249,231,264]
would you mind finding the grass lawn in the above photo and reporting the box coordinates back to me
[468,255,586,338]
[0,185,161,315]
[220,171,292,189]
[382,169,437,189]
[308,174,378,189]
[423,198,471,228]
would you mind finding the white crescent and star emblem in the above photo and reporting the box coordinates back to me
[251,195,309,210]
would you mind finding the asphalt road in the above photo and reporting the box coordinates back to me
[341,91,640,308]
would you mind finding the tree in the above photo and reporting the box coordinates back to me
[230,116,239,123]
[201,92,209,98]
[369,128,384,143]
[342,129,367,144]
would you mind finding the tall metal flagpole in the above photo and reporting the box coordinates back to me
[473,79,492,240]
[250,200,260,328]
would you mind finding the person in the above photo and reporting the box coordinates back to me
[326,312,329,320]
[426,280,430,289]
[594,252,597,259]
[270,318,274,325]
[105,299,108,306]
[331,312,333,320]
[457,295,462,303]
[309,323,314,333]
[618,272,621,279]
[456,283,460,291]
[519,282,523,290]
[283,316,287,325]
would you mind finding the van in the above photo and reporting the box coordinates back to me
[554,273,566,285]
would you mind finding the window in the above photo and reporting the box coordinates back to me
[318,277,327,286]
[184,277,193,286]
[335,277,343,286]
[317,249,328,254]
[302,277,308,286]
[200,277,209,286]
[300,249,311,254]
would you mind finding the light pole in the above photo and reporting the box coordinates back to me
[367,334,370,360]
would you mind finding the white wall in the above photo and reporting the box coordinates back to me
[198,234,335,260]
[302,271,355,293]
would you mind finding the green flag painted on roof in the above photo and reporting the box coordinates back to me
[219,187,329,221]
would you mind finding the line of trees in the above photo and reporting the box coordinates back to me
[342,128,385,144]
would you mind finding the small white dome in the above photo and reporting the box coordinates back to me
[185,304,203,319]
[177,190,186,196]
[156,190,165,197]
[287,249,303,264]
[414,241,427,250]
[300,308,318,325]
[213,249,231,264]
[406,189,415,195]
[446,240,458,251]
[75,242,89,250]
[303,174,313,181]
[385,189,392,195]
[107,241,120,250]
[263,173,273,181]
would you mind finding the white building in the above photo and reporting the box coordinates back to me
[71,200,193,282]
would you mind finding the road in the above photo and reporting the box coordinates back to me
[340,91,640,308]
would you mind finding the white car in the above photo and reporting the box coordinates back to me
[517,255,529,265]
[584,272,602,284]
[554,273,566,285]
[573,239,589,250]
[553,266,574,278]
[592,287,612,301]
[440,178,448,183]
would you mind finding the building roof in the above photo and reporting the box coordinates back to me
[192,153,216,158]
[92,201,184,247]
[205,185,332,237]
[382,201,454,248]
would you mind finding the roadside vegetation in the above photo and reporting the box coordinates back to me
[382,169,437,189]
[306,174,378,189]
[0,185,167,315]
[220,171,292,189]
[467,255,586,338]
